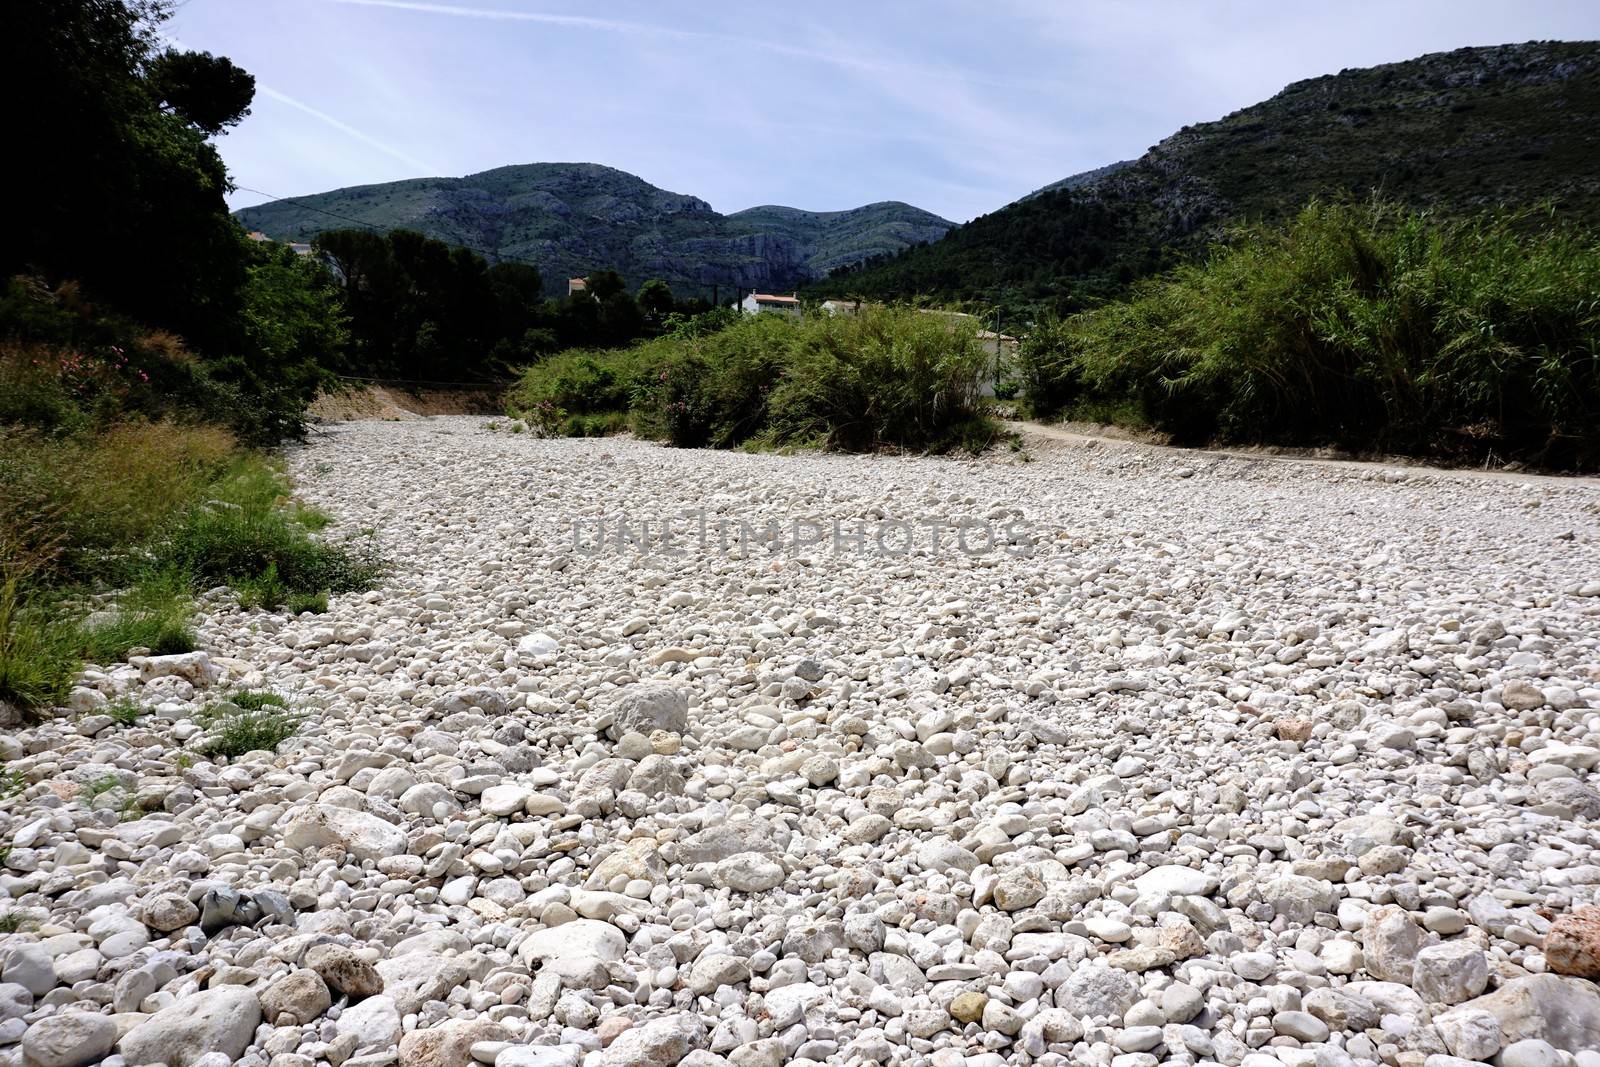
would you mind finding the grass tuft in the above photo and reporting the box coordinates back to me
[104,698,144,726]
[197,699,301,758]
[155,457,383,609]
[229,689,287,710]
[76,572,195,662]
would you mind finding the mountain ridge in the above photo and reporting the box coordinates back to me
[234,162,952,298]
[811,39,1600,311]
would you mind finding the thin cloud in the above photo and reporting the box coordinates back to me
[327,0,1073,94]
[327,0,710,38]
[258,85,440,174]
[161,28,439,176]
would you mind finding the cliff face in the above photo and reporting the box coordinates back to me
[234,163,953,297]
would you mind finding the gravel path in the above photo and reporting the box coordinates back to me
[4,416,1600,1067]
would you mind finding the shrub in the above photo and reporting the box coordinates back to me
[0,608,80,715]
[1024,200,1600,466]
[629,315,790,447]
[506,348,652,433]
[768,308,992,452]
[510,306,997,454]
[0,517,80,714]
[286,591,328,615]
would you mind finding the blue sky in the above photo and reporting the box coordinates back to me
[175,1,1600,223]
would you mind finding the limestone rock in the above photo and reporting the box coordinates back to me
[118,986,261,1067]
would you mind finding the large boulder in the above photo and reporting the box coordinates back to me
[118,986,261,1067]
[398,1018,509,1067]
[1057,963,1138,1019]
[605,683,688,738]
[281,804,407,863]
[260,968,332,1024]
[1412,942,1488,1005]
[375,952,476,1015]
[674,820,779,864]
[334,994,401,1049]
[429,687,507,717]
[1545,905,1600,978]
[518,919,626,969]
[1456,974,1600,1053]
[133,652,220,686]
[600,1015,704,1067]
[305,943,383,998]
[1361,904,1424,984]
[22,1010,118,1067]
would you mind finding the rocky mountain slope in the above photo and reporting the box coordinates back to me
[234,163,952,298]
[813,40,1600,310]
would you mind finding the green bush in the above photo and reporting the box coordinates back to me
[1022,200,1600,466]
[0,420,240,585]
[506,348,652,434]
[767,308,991,452]
[104,698,143,726]
[629,315,790,447]
[509,306,997,454]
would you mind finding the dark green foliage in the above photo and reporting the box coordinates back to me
[766,310,992,453]
[5,0,254,354]
[585,270,626,301]
[287,591,329,615]
[1023,201,1600,468]
[104,698,144,726]
[814,42,1600,315]
[0,275,319,445]
[311,227,641,378]
[510,307,997,454]
[636,280,675,323]
[222,242,348,441]
[0,608,80,715]
[813,192,1140,314]
[146,48,254,134]
[1,0,340,447]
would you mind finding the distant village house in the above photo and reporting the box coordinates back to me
[740,291,801,316]
[568,277,588,296]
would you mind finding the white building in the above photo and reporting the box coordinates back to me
[740,291,801,316]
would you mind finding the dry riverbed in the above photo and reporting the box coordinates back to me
[3,416,1600,1067]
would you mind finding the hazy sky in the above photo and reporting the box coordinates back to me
[175,1,1600,223]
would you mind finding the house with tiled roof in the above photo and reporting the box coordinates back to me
[740,291,801,316]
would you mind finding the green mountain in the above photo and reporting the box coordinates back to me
[233,163,952,299]
[812,40,1600,312]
